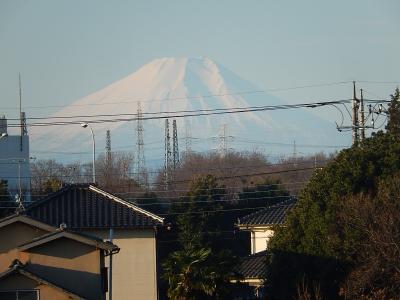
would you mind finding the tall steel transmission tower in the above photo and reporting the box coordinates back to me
[106,130,112,165]
[164,119,173,189]
[218,124,233,157]
[184,120,192,158]
[105,130,112,186]
[172,119,179,169]
[136,102,146,184]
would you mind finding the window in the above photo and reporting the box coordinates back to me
[0,290,39,300]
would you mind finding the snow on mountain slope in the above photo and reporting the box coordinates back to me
[30,57,348,162]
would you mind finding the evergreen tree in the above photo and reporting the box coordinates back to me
[162,175,236,299]
[386,87,400,136]
[266,130,400,299]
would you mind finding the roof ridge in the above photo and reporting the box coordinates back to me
[89,185,164,224]
[25,184,90,211]
[238,197,296,224]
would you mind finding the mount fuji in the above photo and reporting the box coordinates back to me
[30,57,348,163]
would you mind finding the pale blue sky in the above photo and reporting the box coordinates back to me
[1,0,399,121]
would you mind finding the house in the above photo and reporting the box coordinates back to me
[232,198,296,298]
[237,198,297,254]
[0,214,119,300]
[25,183,164,300]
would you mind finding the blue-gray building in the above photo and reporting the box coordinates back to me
[0,115,31,202]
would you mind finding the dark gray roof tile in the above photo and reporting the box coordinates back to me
[26,184,163,229]
[238,198,296,226]
[234,250,267,279]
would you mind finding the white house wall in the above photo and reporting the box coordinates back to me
[251,228,275,254]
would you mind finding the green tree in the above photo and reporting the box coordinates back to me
[238,178,290,209]
[386,87,400,136]
[162,175,236,299]
[266,130,400,299]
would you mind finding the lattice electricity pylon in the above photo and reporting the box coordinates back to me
[164,119,173,189]
[218,124,234,157]
[184,120,193,158]
[136,102,146,185]
[172,119,179,169]
[106,130,112,165]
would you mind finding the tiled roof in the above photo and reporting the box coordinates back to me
[234,250,267,279]
[237,198,296,227]
[26,184,163,229]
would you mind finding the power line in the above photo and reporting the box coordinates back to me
[6,99,355,127]
[157,203,294,216]
[0,193,295,203]
[12,165,318,183]
[1,180,309,198]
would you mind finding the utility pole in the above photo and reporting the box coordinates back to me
[337,82,376,143]
[360,89,365,141]
[352,81,359,145]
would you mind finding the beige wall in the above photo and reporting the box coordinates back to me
[0,222,106,300]
[0,222,48,272]
[85,228,157,300]
[0,222,48,254]
[25,237,103,300]
[251,228,274,254]
[0,273,77,300]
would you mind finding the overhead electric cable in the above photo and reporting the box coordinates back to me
[6,99,355,128]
